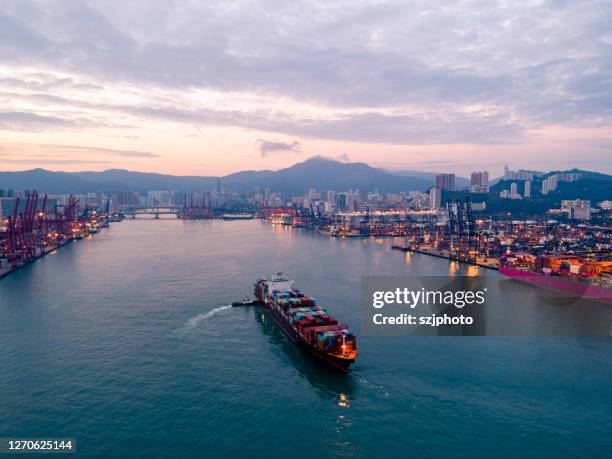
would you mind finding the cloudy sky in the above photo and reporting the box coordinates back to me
[1,0,611,176]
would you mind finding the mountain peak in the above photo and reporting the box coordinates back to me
[221,156,432,193]
[0,159,433,194]
[298,156,342,165]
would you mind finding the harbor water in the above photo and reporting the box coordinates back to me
[1,220,611,457]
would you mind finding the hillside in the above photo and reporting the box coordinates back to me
[445,169,612,215]
[0,168,217,194]
[223,157,432,193]
[0,157,433,195]
[491,169,611,203]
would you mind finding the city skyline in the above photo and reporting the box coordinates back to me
[1,3,611,457]
[1,1,612,177]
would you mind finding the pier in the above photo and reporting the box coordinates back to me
[391,244,500,270]
[0,240,74,279]
[0,193,110,280]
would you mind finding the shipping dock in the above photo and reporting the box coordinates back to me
[253,273,357,372]
[391,244,500,270]
[1,193,111,279]
[499,254,612,300]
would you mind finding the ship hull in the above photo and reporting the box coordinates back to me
[499,267,612,301]
[259,301,354,373]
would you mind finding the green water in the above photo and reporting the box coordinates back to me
[1,220,610,458]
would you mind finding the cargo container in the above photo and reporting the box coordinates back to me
[254,273,357,372]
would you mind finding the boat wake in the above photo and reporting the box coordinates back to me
[186,305,233,328]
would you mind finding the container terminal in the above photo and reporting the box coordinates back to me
[0,193,112,279]
[2,190,610,296]
[260,200,611,296]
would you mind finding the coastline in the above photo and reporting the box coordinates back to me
[0,237,83,280]
[391,244,500,270]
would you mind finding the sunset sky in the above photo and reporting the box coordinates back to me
[1,0,611,177]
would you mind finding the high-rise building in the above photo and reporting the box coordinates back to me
[335,193,347,209]
[557,172,582,182]
[524,180,531,198]
[429,188,441,210]
[541,175,558,195]
[504,166,544,181]
[470,171,489,193]
[435,173,455,191]
[500,183,521,199]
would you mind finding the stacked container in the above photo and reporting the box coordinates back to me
[255,279,357,357]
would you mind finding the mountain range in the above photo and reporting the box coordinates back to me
[0,157,436,194]
[1,157,608,198]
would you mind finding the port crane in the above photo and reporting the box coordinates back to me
[1,193,86,266]
[465,197,479,257]
[445,198,478,261]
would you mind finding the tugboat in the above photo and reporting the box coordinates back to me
[231,297,260,307]
[254,273,357,372]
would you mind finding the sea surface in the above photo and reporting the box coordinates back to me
[1,220,611,458]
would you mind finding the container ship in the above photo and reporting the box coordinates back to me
[500,253,612,301]
[254,273,357,372]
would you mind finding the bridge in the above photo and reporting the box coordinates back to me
[120,207,179,219]
[118,207,260,219]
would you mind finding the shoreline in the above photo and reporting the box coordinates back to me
[0,237,86,280]
[391,244,500,270]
